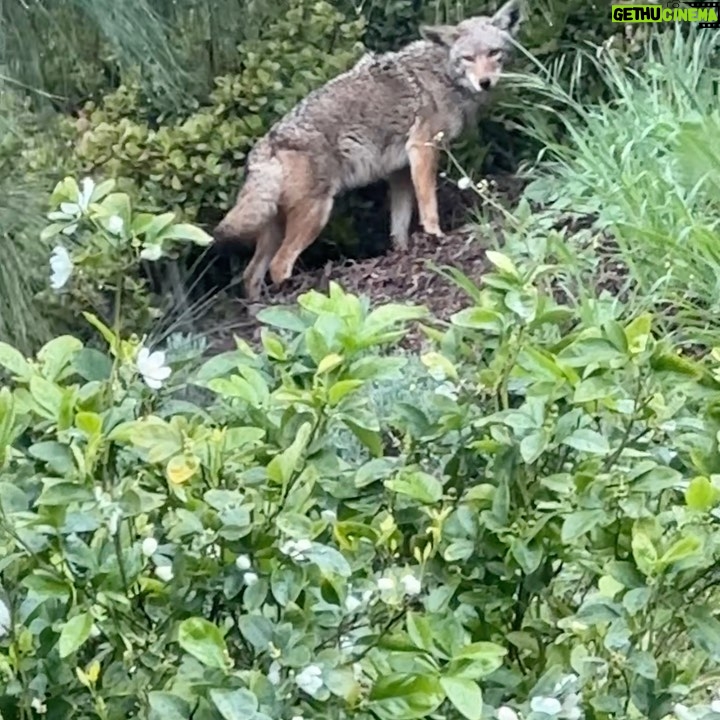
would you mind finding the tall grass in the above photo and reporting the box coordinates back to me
[0,96,53,352]
[513,27,720,346]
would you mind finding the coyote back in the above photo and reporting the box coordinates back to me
[213,0,523,299]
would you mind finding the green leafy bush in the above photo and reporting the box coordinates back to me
[3,213,720,718]
[38,174,212,340]
[65,0,365,223]
[520,27,720,347]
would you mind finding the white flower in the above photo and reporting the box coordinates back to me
[562,691,581,719]
[141,537,158,557]
[530,696,562,715]
[60,177,95,218]
[79,177,95,210]
[235,554,251,570]
[155,565,174,582]
[339,635,355,653]
[244,572,259,586]
[554,674,578,694]
[400,573,421,596]
[345,594,362,613]
[291,716,304,720]
[294,538,312,553]
[321,509,336,523]
[107,215,124,235]
[30,697,47,714]
[136,346,171,390]
[107,508,121,536]
[497,707,519,720]
[280,538,313,561]
[140,243,163,261]
[377,577,395,591]
[49,245,73,290]
[457,176,472,190]
[0,598,10,637]
[267,660,281,685]
[295,664,323,696]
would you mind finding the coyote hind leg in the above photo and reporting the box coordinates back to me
[242,217,284,300]
[388,168,415,251]
[269,196,334,286]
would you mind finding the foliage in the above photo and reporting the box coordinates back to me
[47,0,366,226]
[38,174,213,340]
[519,26,720,347]
[4,207,720,718]
[0,90,61,353]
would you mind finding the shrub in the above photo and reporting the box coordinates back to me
[3,199,720,718]
[66,0,366,224]
[37,174,213,340]
[519,26,720,347]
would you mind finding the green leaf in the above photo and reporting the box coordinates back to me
[82,312,118,352]
[37,335,83,381]
[686,475,717,511]
[368,674,445,720]
[210,689,258,719]
[147,692,191,720]
[0,342,32,380]
[256,306,307,332]
[266,422,312,485]
[687,605,720,660]
[440,677,483,720]
[343,417,383,457]
[562,428,610,455]
[520,429,549,464]
[446,642,507,680]
[627,650,658,680]
[562,509,606,543]
[631,531,658,577]
[316,352,344,374]
[159,222,213,246]
[485,250,520,278]
[420,351,458,380]
[385,471,443,504]
[658,535,701,569]
[305,544,352,578]
[177,617,228,670]
[450,307,504,334]
[58,612,92,658]
[624,313,652,354]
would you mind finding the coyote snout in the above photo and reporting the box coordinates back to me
[213,0,523,300]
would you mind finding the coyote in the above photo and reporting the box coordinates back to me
[213,0,523,299]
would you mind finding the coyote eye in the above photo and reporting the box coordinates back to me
[461,54,474,62]
[489,48,503,59]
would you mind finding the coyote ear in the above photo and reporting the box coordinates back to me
[420,24,461,47]
[491,0,522,35]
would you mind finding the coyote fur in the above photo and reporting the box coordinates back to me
[213,0,523,299]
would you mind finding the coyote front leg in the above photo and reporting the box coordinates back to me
[406,134,443,237]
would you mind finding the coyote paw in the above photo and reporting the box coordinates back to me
[423,225,445,238]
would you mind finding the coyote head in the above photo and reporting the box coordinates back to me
[420,0,522,94]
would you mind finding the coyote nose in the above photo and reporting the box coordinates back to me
[479,78,492,91]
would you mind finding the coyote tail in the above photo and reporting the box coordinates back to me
[212,150,283,246]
